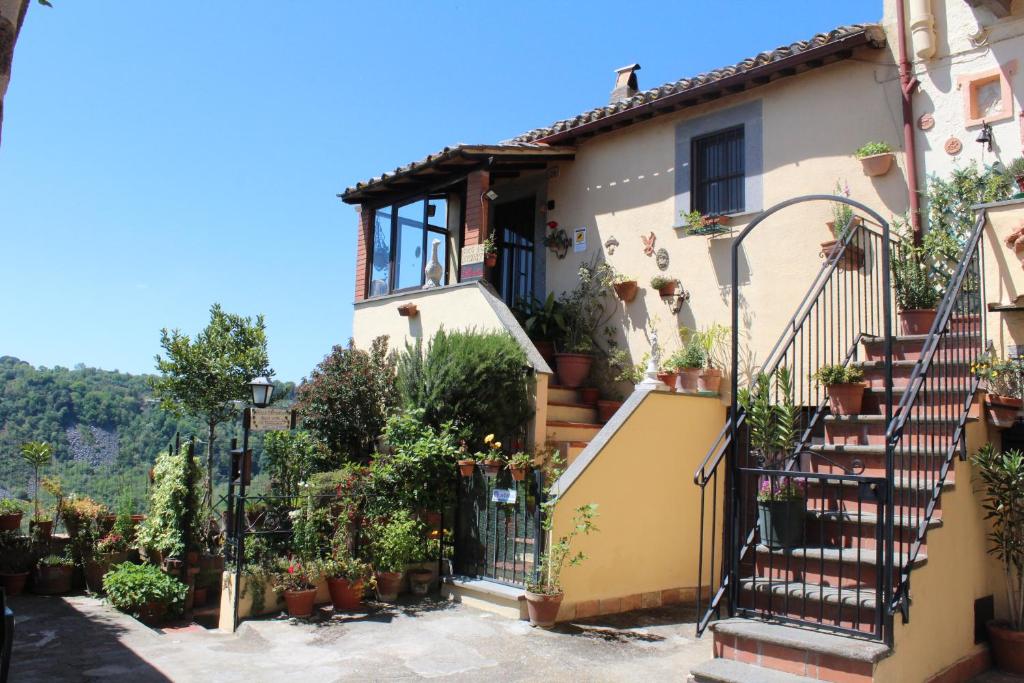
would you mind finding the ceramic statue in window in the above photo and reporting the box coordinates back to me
[423,238,443,289]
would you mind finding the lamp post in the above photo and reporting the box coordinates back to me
[228,376,274,631]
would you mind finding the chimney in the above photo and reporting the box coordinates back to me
[610,64,641,103]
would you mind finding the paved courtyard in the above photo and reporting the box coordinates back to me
[9,593,715,682]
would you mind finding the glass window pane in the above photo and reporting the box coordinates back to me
[396,200,425,289]
[370,209,392,296]
[427,196,448,232]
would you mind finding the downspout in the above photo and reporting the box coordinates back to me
[896,0,923,241]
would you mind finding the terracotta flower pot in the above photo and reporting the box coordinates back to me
[408,569,433,597]
[678,368,701,393]
[85,553,128,594]
[699,368,723,394]
[457,459,476,478]
[327,577,364,611]
[1016,175,1024,194]
[988,621,1024,673]
[827,382,867,416]
[509,465,529,482]
[484,253,498,268]
[554,353,594,388]
[525,590,564,628]
[986,394,1023,428]
[193,586,208,607]
[199,554,225,573]
[29,519,53,539]
[482,459,503,477]
[656,282,677,297]
[578,387,600,406]
[819,239,865,269]
[596,400,622,423]
[0,512,22,532]
[859,152,894,177]
[0,572,29,597]
[899,309,938,335]
[98,515,117,534]
[375,571,404,602]
[137,600,168,626]
[613,280,638,302]
[33,564,73,595]
[657,371,678,390]
[283,588,317,618]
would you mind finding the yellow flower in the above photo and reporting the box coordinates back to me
[484,434,494,444]
[493,441,502,450]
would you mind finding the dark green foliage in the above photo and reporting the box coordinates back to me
[135,445,203,558]
[396,329,532,448]
[296,336,397,462]
[261,430,335,499]
[103,563,188,616]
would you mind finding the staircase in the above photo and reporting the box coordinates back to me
[546,385,603,466]
[691,199,987,682]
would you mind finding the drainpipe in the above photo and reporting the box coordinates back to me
[896,0,923,241]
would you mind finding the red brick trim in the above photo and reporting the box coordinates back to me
[557,586,708,622]
[354,206,372,301]
[925,647,991,683]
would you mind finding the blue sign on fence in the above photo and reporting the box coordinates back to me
[491,488,517,504]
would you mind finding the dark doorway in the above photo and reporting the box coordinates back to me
[492,196,536,308]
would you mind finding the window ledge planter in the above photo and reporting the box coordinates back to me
[613,280,638,302]
[985,394,1022,428]
[859,152,895,177]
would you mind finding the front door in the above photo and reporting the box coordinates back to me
[492,196,536,309]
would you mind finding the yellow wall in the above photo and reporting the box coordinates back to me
[875,402,1007,682]
[549,389,726,616]
[539,50,906,387]
[983,201,1024,358]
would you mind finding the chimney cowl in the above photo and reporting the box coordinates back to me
[610,63,641,103]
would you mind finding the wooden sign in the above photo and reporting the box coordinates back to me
[249,407,294,432]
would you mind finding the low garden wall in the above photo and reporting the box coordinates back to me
[548,386,726,621]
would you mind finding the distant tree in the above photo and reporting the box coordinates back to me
[19,440,52,520]
[151,304,272,509]
[296,337,397,462]
[0,0,50,147]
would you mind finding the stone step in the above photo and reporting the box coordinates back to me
[546,420,602,443]
[862,332,982,362]
[804,443,950,478]
[547,385,581,404]
[546,401,598,423]
[738,579,882,635]
[807,508,942,530]
[709,617,890,683]
[823,413,969,448]
[755,544,924,570]
[441,575,526,620]
[691,658,821,683]
[754,544,925,587]
[853,359,969,389]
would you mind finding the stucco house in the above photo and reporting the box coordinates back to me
[340,1,1024,680]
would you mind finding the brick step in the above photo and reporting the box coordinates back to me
[808,514,932,554]
[803,475,950,518]
[805,443,951,478]
[823,413,969,447]
[691,658,822,683]
[853,359,969,389]
[863,385,974,415]
[705,618,890,683]
[547,385,582,404]
[546,420,601,443]
[736,579,882,635]
[863,332,982,361]
[546,401,598,423]
[754,544,925,587]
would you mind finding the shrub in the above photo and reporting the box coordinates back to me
[103,563,187,616]
[812,365,865,386]
[0,531,33,572]
[136,445,203,558]
[369,409,460,513]
[396,329,532,449]
[1007,157,1024,179]
[668,343,706,371]
[0,498,24,515]
[262,430,335,498]
[366,510,423,573]
[855,141,893,158]
[296,337,398,462]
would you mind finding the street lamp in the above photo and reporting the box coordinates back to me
[248,376,274,408]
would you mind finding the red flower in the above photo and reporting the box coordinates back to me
[547,221,558,230]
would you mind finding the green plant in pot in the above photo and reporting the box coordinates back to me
[33,553,75,595]
[972,443,1024,672]
[367,510,423,602]
[273,557,323,618]
[524,503,599,628]
[974,354,1024,428]
[103,562,187,625]
[739,368,804,550]
[691,324,729,393]
[813,364,866,416]
[322,553,372,612]
[554,258,614,388]
[855,140,894,177]
[85,532,131,594]
[20,441,54,536]
[483,234,498,267]
[508,452,533,482]
[669,330,707,393]
[514,292,568,368]
[0,531,34,596]
[0,498,24,532]
[1008,157,1024,195]
[650,275,677,297]
[891,218,942,334]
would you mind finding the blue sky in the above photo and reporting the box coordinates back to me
[0,1,879,382]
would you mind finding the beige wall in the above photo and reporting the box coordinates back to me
[548,389,726,618]
[541,52,907,388]
[982,201,1024,357]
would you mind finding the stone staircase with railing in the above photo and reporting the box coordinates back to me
[546,385,603,466]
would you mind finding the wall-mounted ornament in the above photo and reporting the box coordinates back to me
[604,236,619,255]
[544,221,571,259]
[655,248,670,271]
[641,232,656,256]
[944,137,963,155]
[918,113,935,131]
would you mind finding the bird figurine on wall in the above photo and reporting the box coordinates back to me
[641,232,656,256]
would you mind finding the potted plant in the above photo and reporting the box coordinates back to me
[367,510,422,602]
[21,441,53,537]
[611,274,639,303]
[650,275,677,297]
[103,562,187,626]
[813,364,867,416]
[691,324,729,394]
[668,342,705,393]
[483,235,498,268]
[33,553,75,595]
[0,498,24,532]
[274,558,322,618]
[579,387,600,405]
[480,434,504,476]
[554,259,616,388]
[0,531,33,596]
[1008,157,1024,195]
[855,141,895,176]
[85,532,131,594]
[508,452,533,482]
[891,224,941,334]
[514,293,567,370]
[739,369,803,549]
[682,210,731,236]
[524,503,599,628]
[976,355,1024,428]
[457,443,477,478]
[322,553,372,611]
[821,181,864,267]
[972,443,1024,672]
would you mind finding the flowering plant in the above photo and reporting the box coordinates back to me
[274,558,322,593]
[476,433,504,462]
[483,235,497,256]
[757,476,806,502]
[97,533,129,554]
[830,180,856,239]
[974,354,1024,399]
